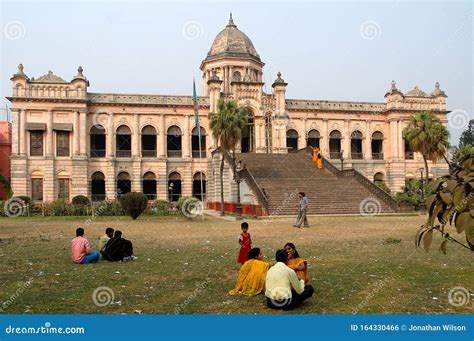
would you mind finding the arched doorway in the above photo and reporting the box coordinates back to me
[142,172,157,200]
[286,129,299,152]
[192,126,206,158]
[350,130,363,159]
[192,172,206,201]
[141,125,157,157]
[90,125,106,157]
[116,125,132,158]
[329,130,342,159]
[307,129,320,148]
[91,171,105,201]
[241,111,254,153]
[167,126,182,158]
[168,172,182,202]
[371,132,384,160]
[116,172,131,197]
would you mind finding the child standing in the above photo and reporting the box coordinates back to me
[237,222,252,265]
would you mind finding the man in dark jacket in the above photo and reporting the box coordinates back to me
[101,230,137,261]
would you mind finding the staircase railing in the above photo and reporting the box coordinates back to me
[300,147,398,211]
[215,148,269,215]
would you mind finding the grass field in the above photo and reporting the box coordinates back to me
[0,214,472,314]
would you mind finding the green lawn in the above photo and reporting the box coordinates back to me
[0,214,472,314]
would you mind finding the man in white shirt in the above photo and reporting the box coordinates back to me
[265,249,314,310]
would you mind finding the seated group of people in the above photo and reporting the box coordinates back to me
[71,227,137,264]
[229,243,314,310]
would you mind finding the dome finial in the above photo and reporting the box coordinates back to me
[227,12,235,27]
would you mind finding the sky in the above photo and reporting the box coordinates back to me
[0,0,472,145]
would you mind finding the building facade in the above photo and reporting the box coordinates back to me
[7,15,449,203]
[0,121,12,200]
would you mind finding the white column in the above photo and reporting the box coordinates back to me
[19,109,26,155]
[390,120,397,160]
[158,113,166,157]
[80,112,86,156]
[397,120,403,159]
[183,114,191,158]
[343,119,350,159]
[73,111,79,156]
[364,120,371,159]
[107,113,115,157]
[323,119,329,156]
[46,110,53,156]
[12,109,19,155]
[133,113,140,157]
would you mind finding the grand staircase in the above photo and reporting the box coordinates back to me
[235,148,398,215]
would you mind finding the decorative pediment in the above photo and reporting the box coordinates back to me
[32,71,67,84]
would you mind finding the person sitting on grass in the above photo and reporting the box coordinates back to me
[98,227,114,252]
[265,249,314,310]
[71,227,100,264]
[284,242,308,283]
[229,248,272,297]
[102,230,137,262]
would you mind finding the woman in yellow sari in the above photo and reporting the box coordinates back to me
[229,248,272,296]
[284,242,309,283]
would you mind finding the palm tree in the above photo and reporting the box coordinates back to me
[404,111,449,183]
[209,99,246,215]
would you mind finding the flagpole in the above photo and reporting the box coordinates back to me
[193,77,205,221]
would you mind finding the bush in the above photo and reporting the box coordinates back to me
[175,196,202,218]
[150,199,173,216]
[93,200,124,216]
[71,195,90,206]
[44,199,69,216]
[119,192,148,220]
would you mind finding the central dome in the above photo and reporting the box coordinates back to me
[205,14,261,62]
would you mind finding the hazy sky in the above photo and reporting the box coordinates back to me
[1,0,472,144]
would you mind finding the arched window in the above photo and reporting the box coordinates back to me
[371,132,384,160]
[117,172,131,197]
[350,130,363,159]
[374,172,384,183]
[116,125,131,158]
[192,172,206,201]
[90,125,106,157]
[286,129,299,152]
[142,172,157,200]
[168,172,182,202]
[232,71,241,82]
[307,129,320,148]
[91,171,105,201]
[167,126,182,158]
[404,139,414,160]
[141,125,157,157]
[329,130,342,159]
[192,126,206,158]
[241,111,254,153]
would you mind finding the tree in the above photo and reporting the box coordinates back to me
[119,192,148,220]
[416,151,474,253]
[451,144,474,171]
[209,99,246,216]
[404,111,449,183]
[459,119,474,147]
